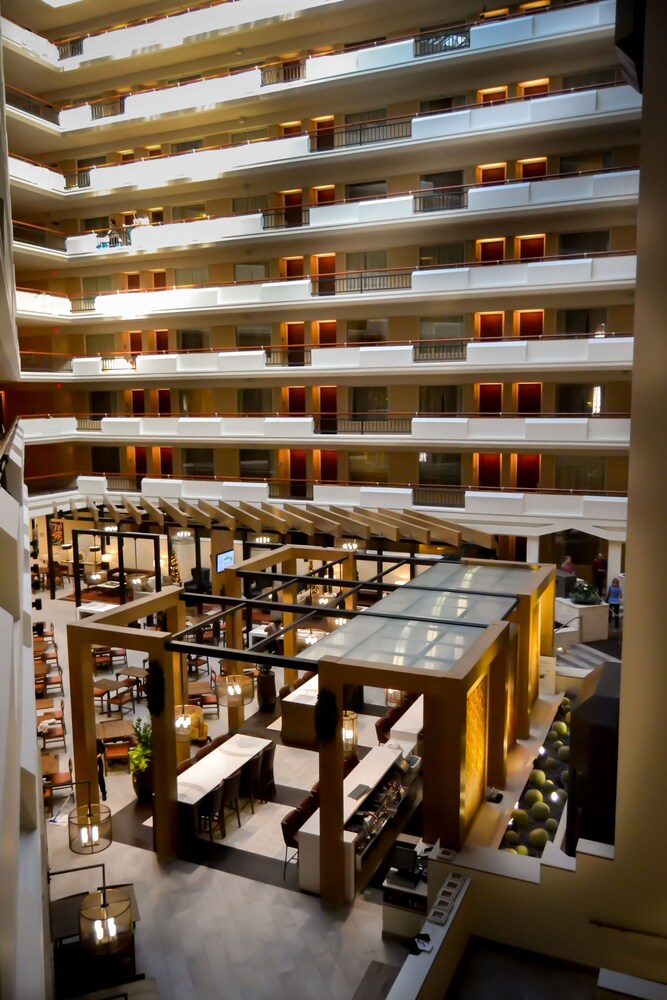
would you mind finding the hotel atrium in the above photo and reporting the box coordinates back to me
[1,0,666,997]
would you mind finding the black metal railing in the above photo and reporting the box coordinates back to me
[5,87,59,124]
[260,61,305,85]
[57,39,83,59]
[310,118,411,151]
[261,207,310,229]
[414,341,467,362]
[414,27,470,57]
[76,417,102,431]
[12,222,67,251]
[91,97,126,119]
[413,486,466,507]
[265,347,313,367]
[65,169,91,190]
[101,354,136,371]
[71,296,97,312]
[315,416,412,435]
[317,270,413,295]
[413,189,467,212]
[268,481,315,500]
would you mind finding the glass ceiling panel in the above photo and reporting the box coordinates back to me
[409,560,542,595]
[298,614,484,671]
[372,585,515,624]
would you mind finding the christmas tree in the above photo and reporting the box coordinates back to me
[169,550,181,585]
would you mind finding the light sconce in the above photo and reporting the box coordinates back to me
[173,529,193,542]
[342,541,358,551]
[342,711,358,758]
[254,535,271,544]
[103,525,118,533]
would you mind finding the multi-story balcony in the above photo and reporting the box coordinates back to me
[7,84,641,204]
[4,1,615,138]
[17,333,634,382]
[15,252,637,325]
[19,411,631,450]
[11,168,639,264]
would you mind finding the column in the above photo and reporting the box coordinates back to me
[606,539,623,591]
[525,536,540,563]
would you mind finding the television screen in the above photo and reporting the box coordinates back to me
[391,843,418,876]
[216,549,234,573]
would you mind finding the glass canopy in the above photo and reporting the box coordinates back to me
[367,585,516,626]
[408,560,543,595]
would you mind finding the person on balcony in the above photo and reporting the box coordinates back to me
[561,555,575,574]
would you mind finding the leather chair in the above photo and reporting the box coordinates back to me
[198,782,224,842]
[240,753,263,814]
[220,769,242,836]
[259,743,276,802]
[281,806,303,879]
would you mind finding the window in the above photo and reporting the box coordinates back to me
[555,457,605,492]
[230,126,268,144]
[344,108,386,124]
[419,96,465,114]
[174,266,208,287]
[419,385,461,413]
[91,446,120,473]
[239,388,272,414]
[347,319,388,344]
[557,308,608,335]
[351,386,388,414]
[182,448,214,477]
[562,68,616,90]
[559,151,613,174]
[348,451,388,483]
[556,384,604,414]
[82,215,110,232]
[234,262,269,282]
[559,231,610,255]
[420,317,465,340]
[82,275,113,295]
[419,171,464,209]
[346,250,387,272]
[232,195,269,214]
[240,449,274,478]
[345,180,387,200]
[418,453,461,486]
[171,205,207,220]
[171,138,203,153]
[176,330,209,351]
[236,325,271,348]
[420,244,464,267]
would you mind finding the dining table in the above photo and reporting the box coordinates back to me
[33,639,49,656]
[96,719,135,742]
[93,677,126,715]
[187,679,212,698]
[35,698,55,712]
[177,734,271,806]
[41,754,61,776]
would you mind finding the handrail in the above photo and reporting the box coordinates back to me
[52,79,628,180]
[8,152,62,175]
[19,409,631,420]
[15,249,637,306]
[46,0,594,52]
[21,466,630,500]
[10,165,639,245]
[51,0,600,110]
[16,330,633,369]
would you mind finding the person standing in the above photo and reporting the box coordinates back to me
[592,552,607,594]
[561,555,575,574]
[607,578,623,629]
[96,739,107,801]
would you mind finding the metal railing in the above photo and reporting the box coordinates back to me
[414,27,470,57]
[71,296,97,312]
[76,417,102,431]
[325,270,413,295]
[57,38,83,59]
[101,355,137,371]
[12,222,67,252]
[413,486,466,507]
[261,207,310,229]
[268,481,314,500]
[20,352,72,373]
[413,189,467,212]
[91,97,126,119]
[260,61,305,86]
[328,118,412,149]
[316,416,413,435]
[414,341,467,362]
[265,347,312,367]
[65,169,90,190]
[5,86,59,124]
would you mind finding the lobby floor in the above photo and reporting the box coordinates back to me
[40,583,408,999]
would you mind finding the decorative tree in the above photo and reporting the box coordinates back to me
[169,550,181,585]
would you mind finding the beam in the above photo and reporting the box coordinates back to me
[120,494,144,525]
[399,511,462,547]
[376,509,431,544]
[252,503,290,533]
[102,494,123,523]
[312,505,370,539]
[198,500,237,530]
[293,504,343,537]
[351,508,402,542]
[85,498,100,524]
[180,500,212,529]
[138,496,164,527]
[218,500,263,532]
[159,498,189,527]
[328,505,396,540]
[264,502,316,536]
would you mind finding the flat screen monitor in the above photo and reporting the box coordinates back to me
[216,549,234,573]
[391,843,418,877]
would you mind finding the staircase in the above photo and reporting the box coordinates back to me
[556,641,621,687]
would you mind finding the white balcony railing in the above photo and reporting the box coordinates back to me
[7,84,641,202]
[15,254,638,325]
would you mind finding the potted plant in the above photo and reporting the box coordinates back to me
[254,660,277,712]
[569,582,602,606]
[129,718,153,802]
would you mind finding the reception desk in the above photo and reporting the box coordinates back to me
[298,745,404,902]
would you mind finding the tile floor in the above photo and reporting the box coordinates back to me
[39,582,408,999]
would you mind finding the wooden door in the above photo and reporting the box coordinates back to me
[286,323,305,367]
[516,453,540,489]
[319,385,337,434]
[478,383,502,413]
[290,449,307,498]
[478,453,501,488]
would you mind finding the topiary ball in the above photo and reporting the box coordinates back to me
[511,809,531,828]
[553,740,564,750]
[552,720,568,736]
[516,845,530,855]
[561,697,571,707]
[530,769,546,785]
[547,729,559,741]
[529,828,549,848]
[560,770,569,785]
[531,801,551,821]
[565,711,571,724]
[545,818,559,832]
[525,789,543,806]
[542,779,555,794]
[503,847,517,853]
[544,756,559,769]
[557,746,570,762]
[504,830,519,845]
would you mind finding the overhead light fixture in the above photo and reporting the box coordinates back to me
[254,535,271,544]
[67,780,112,856]
[334,617,345,626]
[342,541,358,551]
[49,863,132,955]
[103,524,118,533]
[174,704,204,742]
[173,529,193,542]
[342,711,358,758]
